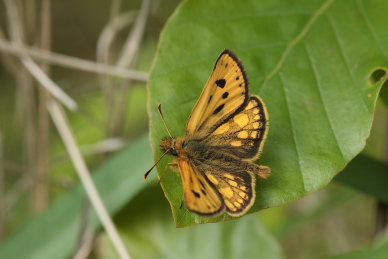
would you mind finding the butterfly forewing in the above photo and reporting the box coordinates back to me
[186,50,249,138]
[177,158,225,216]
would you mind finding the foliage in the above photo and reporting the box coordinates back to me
[148,0,388,226]
[1,0,388,258]
[0,136,152,259]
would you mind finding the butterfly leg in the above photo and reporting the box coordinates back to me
[158,163,179,184]
[166,162,179,173]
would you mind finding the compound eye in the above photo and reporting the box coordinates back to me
[171,149,178,156]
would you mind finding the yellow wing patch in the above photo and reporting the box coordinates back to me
[177,158,225,216]
[205,170,255,217]
[186,50,249,138]
[204,95,269,160]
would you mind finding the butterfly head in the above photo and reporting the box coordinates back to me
[160,137,178,156]
[160,137,188,157]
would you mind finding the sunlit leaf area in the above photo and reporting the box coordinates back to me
[0,0,388,258]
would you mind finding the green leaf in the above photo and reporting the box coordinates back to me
[148,0,388,226]
[322,238,388,259]
[0,135,153,259]
[335,154,388,203]
[100,185,285,259]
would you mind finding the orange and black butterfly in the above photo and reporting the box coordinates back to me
[148,49,270,217]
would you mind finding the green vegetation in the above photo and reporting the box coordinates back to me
[0,0,387,258]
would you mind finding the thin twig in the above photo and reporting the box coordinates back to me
[96,11,137,132]
[109,0,122,20]
[5,0,41,214]
[97,12,136,65]
[73,200,95,259]
[116,0,152,67]
[4,172,32,210]
[3,0,78,111]
[73,226,95,259]
[0,28,18,76]
[374,202,388,238]
[40,0,51,72]
[24,0,37,43]
[96,11,137,137]
[374,117,388,238]
[20,60,38,212]
[22,57,78,110]
[105,0,152,137]
[33,0,51,212]
[80,138,127,156]
[0,38,149,82]
[47,100,130,259]
[0,132,6,239]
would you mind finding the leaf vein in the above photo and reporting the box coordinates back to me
[356,0,388,62]
[261,0,336,91]
[278,73,306,193]
[325,13,371,114]
[304,42,346,161]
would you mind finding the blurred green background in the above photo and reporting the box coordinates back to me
[0,0,387,258]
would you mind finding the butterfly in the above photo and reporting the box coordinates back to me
[148,49,270,217]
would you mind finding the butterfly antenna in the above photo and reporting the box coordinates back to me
[144,148,170,180]
[158,104,174,138]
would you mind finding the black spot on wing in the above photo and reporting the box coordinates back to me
[222,92,229,99]
[206,49,251,134]
[213,104,225,114]
[192,190,200,198]
[215,79,226,88]
[208,95,213,104]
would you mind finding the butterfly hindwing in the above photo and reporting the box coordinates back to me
[186,50,249,138]
[177,158,225,216]
[205,169,255,217]
[204,95,269,160]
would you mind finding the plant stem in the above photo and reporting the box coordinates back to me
[48,101,131,259]
[374,202,388,237]
[374,111,388,238]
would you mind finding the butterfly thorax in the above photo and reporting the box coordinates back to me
[161,136,258,173]
[160,136,216,160]
[183,140,254,170]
